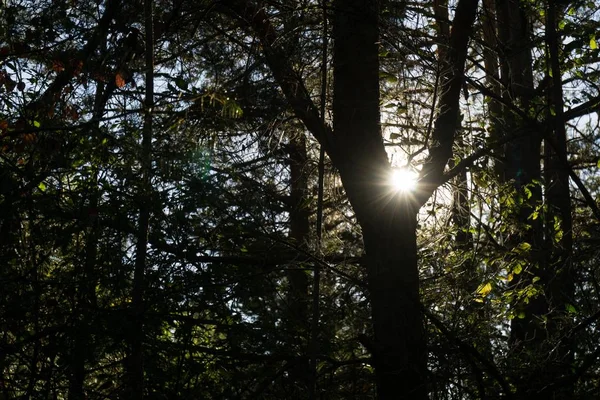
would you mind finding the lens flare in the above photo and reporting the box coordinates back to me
[390,168,418,192]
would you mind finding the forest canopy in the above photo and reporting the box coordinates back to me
[1,0,600,399]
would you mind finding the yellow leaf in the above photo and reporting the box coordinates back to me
[476,282,492,297]
[591,36,598,50]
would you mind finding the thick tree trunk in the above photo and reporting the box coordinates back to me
[362,204,426,399]
[217,0,477,397]
[333,1,426,398]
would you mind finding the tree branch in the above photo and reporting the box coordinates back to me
[215,0,335,155]
[416,0,480,207]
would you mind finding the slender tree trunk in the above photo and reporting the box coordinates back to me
[287,131,311,388]
[68,189,99,400]
[129,1,154,398]
[495,0,545,344]
[309,3,328,396]
[433,0,472,247]
[542,2,574,397]
[494,0,571,395]
[68,73,110,400]
[481,0,504,176]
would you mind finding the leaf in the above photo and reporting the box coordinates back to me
[175,77,188,90]
[390,132,401,140]
[379,71,398,83]
[476,282,492,297]
[23,133,36,144]
[115,72,126,88]
[513,263,522,275]
[517,242,531,252]
[565,303,577,314]
[38,182,46,192]
[52,60,65,72]
[591,35,598,50]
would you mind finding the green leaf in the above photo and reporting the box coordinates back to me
[33,120,41,128]
[513,263,523,275]
[38,182,46,192]
[566,303,577,314]
[517,242,531,252]
[591,35,598,50]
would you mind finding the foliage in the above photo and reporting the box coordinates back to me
[1,0,600,399]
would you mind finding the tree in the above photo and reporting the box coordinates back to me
[218,0,478,397]
[4,0,600,398]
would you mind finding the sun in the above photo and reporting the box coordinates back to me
[390,168,418,192]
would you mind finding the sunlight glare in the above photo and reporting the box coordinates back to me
[390,168,418,192]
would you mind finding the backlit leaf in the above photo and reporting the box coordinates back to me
[476,282,492,297]
[115,72,126,88]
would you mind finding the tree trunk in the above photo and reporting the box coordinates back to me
[541,2,574,397]
[495,0,545,340]
[68,189,99,400]
[481,0,504,176]
[128,1,154,398]
[287,131,311,389]
[362,205,426,398]
[217,0,478,396]
[495,0,569,395]
[332,1,426,397]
